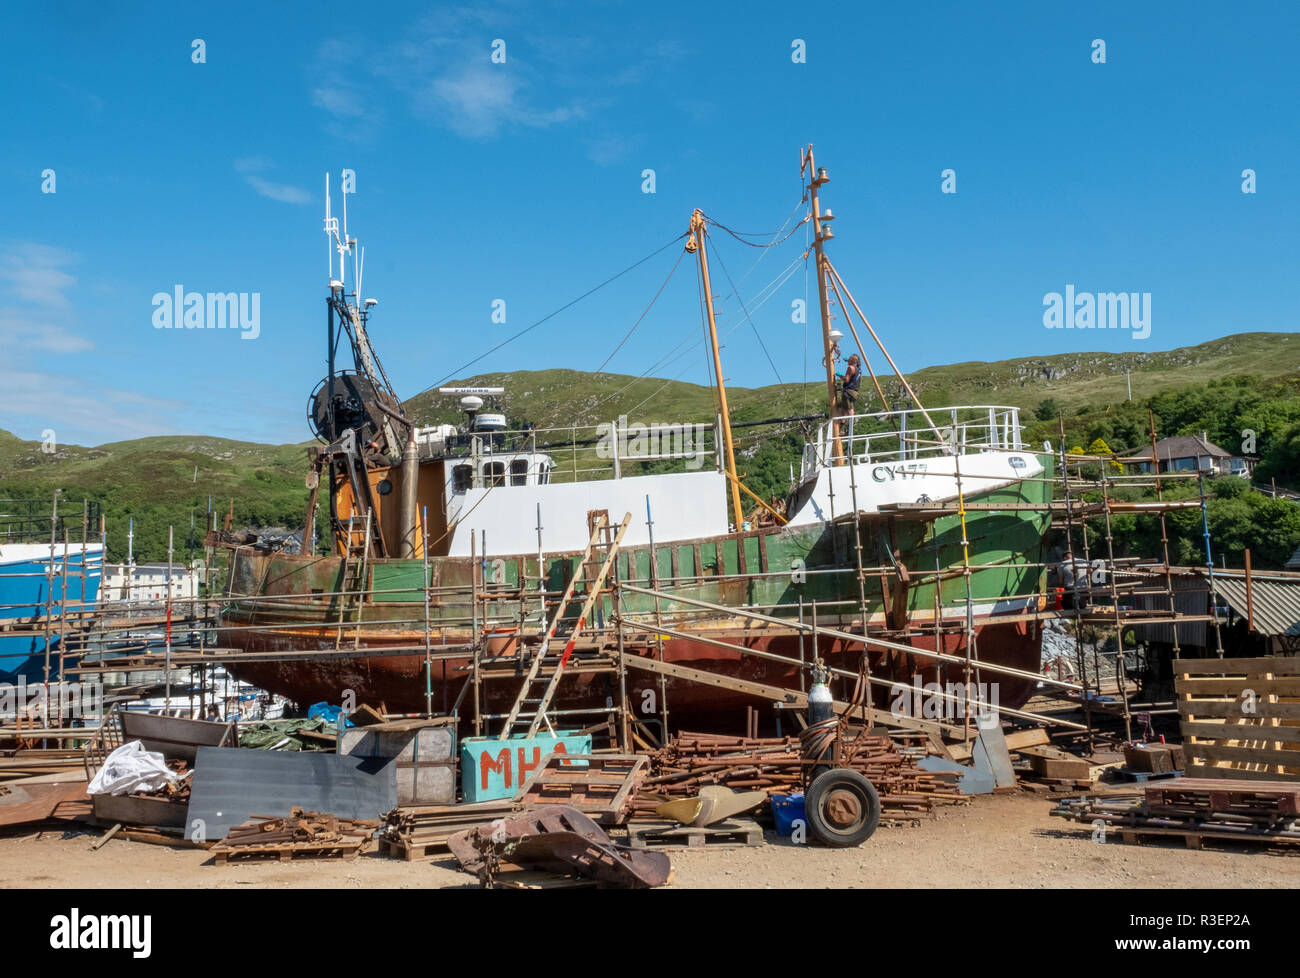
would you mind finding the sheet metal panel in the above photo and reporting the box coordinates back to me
[186,747,396,840]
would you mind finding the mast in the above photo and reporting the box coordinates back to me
[801,146,842,464]
[688,210,745,529]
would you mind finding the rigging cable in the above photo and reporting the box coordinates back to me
[603,257,802,419]
[704,212,809,249]
[617,257,803,418]
[415,232,688,397]
[704,196,806,305]
[580,200,805,421]
[592,246,687,376]
[706,233,782,384]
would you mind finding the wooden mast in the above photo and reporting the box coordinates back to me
[801,145,843,464]
[689,209,745,528]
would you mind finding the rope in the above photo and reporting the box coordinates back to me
[704,212,809,248]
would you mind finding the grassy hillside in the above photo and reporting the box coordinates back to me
[2,331,1296,563]
[0,432,314,563]
[405,332,1299,429]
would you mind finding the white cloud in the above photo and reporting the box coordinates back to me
[0,243,78,309]
[244,176,313,205]
[2,368,185,444]
[0,309,93,353]
[312,85,367,118]
[234,159,311,205]
[305,11,689,144]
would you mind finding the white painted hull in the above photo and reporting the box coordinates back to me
[786,449,1044,526]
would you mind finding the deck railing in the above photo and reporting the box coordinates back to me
[805,405,1025,474]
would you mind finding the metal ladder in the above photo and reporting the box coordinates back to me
[497,510,631,740]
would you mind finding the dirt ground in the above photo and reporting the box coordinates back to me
[3,790,1298,889]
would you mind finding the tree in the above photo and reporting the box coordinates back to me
[1035,398,1061,423]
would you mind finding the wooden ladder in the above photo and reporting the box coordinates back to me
[335,513,373,649]
[497,510,631,740]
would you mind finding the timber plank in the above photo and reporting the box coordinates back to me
[1174,657,1300,676]
[1183,744,1300,769]
[1180,720,1300,745]
[1176,677,1300,696]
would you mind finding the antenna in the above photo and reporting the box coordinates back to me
[324,172,347,289]
[323,170,351,292]
[324,172,334,283]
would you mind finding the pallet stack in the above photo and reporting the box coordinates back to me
[210,808,378,864]
[1174,656,1300,781]
[629,731,966,821]
[379,800,517,860]
[1050,778,1300,851]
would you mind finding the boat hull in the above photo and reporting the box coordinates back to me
[0,544,103,681]
[217,457,1052,730]
[218,615,1043,729]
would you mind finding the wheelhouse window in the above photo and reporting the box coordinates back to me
[510,459,529,486]
[538,461,550,485]
[452,464,473,492]
[484,461,506,487]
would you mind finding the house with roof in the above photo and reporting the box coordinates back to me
[1137,432,1252,478]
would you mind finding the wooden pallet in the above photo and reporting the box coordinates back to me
[627,817,764,849]
[1112,824,1300,852]
[515,753,648,825]
[1144,777,1300,816]
[1174,656,1300,782]
[377,835,451,861]
[212,837,371,865]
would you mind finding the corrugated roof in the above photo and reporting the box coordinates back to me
[1211,573,1300,637]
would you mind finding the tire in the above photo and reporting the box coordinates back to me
[804,768,881,848]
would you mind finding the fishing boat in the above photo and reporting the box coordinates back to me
[215,150,1052,732]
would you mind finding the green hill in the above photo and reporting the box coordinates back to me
[2,331,1296,562]
[404,332,1298,429]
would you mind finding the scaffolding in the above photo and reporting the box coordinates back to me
[4,405,1260,768]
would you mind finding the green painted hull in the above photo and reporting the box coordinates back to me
[220,456,1053,719]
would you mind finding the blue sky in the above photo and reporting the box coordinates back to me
[3,1,1296,446]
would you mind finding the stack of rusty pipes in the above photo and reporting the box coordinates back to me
[630,730,966,821]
